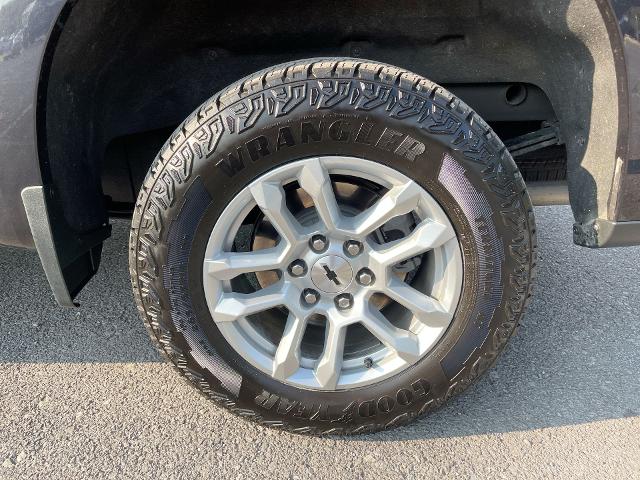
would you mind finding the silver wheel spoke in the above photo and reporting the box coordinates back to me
[206,242,288,280]
[314,316,347,389]
[272,312,307,380]
[349,181,422,236]
[212,282,288,323]
[297,158,341,231]
[360,307,420,362]
[371,219,455,267]
[384,278,452,327]
[250,181,302,245]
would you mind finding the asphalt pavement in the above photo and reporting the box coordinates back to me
[0,205,639,479]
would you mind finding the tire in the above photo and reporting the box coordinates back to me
[129,57,537,435]
[515,145,567,182]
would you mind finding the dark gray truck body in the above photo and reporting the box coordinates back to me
[1,0,639,306]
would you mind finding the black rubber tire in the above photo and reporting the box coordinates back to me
[129,57,537,435]
[515,145,567,182]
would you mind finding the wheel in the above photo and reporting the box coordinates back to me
[129,58,537,434]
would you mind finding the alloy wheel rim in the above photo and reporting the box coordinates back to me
[203,156,463,390]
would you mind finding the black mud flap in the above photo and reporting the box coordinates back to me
[21,186,111,307]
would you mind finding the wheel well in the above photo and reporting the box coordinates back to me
[38,0,618,231]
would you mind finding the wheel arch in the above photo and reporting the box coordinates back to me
[31,0,632,304]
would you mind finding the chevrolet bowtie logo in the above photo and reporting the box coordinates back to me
[322,265,341,286]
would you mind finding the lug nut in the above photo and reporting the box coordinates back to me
[302,289,319,306]
[335,293,354,310]
[356,269,374,286]
[288,260,307,277]
[344,240,363,257]
[310,235,327,253]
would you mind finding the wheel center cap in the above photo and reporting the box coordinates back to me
[311,255,353,293]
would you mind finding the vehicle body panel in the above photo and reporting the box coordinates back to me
[0,0,65,248]
[608,0,640,221]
